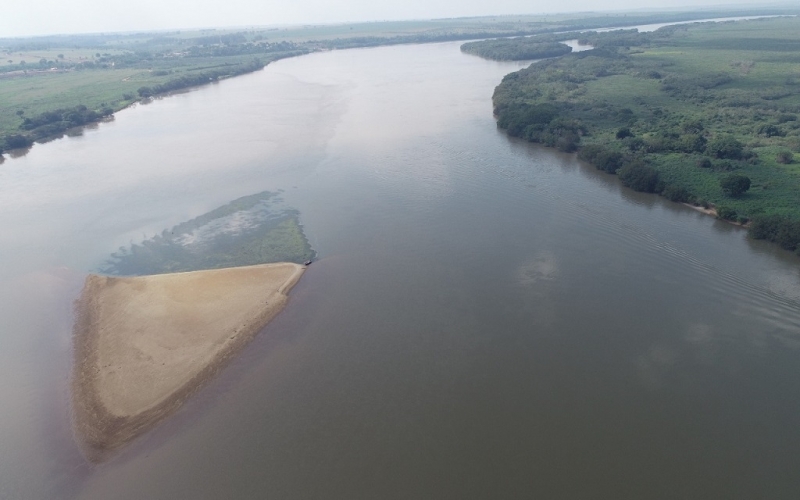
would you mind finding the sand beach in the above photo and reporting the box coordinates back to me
[72,262,305,461]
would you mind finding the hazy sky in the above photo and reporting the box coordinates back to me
[2,0,767,37]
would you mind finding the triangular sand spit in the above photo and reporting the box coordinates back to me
[72,263,305,461]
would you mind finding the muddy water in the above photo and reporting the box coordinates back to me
[2,34,800,499]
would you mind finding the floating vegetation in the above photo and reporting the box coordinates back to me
[102,191,315,276]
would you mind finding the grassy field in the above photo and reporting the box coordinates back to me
[0,70,143,133]
[635,32,800,216]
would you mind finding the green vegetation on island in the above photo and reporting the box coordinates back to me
[472,16,800,254]
[102,192,315,276]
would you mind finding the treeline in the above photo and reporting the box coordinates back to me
[0,37,305,74]
[463,26,674,62]
[749,215,800,252]
[308,31,544,50]
[136,57,277,98]
[490,19,800,255]
[492,58,762,217]
[307,8,795,52]
[576,28,672,49]
[577,143,716,206]
[1,104,114,150]
[495,102,584,152]
[537,9,798,33]
[20,104,112,132]
[184,41,305,58]
[461,40,572,61]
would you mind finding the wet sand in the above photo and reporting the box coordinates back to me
[683,202,718,218]
[72,263,305,461]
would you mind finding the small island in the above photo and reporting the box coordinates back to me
[71,192,315,461]
[72,262,305,461]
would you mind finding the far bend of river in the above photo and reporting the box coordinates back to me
[2,36,800,499]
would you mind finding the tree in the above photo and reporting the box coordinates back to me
[720,174,751,196]
[682,119,704,134]
[662,184,691,202]
[618,161,660,192]
[757,124,784,137]
[616,127,633,139]
[776,150,794,164]
[697,157,713,169]
[594,150,625,173]
[749,214,800,251]
[716,205,737,221]
[708,135,743,160]
[555,132,579,153]
[3,134,32,149]
[678,134,707,153]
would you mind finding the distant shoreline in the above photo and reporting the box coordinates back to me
[5,8,794,157]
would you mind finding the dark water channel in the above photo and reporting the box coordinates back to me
[2,32,800,499]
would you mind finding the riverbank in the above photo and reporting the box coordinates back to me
[72,263,305,461]
[485,16,800,254]
[680,202,750,227]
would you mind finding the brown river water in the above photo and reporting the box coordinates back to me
[2,27,800,499]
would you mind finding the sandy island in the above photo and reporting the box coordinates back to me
[72,262,305,461]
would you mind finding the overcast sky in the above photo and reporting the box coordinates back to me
[1,0,770,38]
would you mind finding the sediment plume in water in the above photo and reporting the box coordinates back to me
[71,263,305,462]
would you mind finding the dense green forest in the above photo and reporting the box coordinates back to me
[473,16,800,254]
[461,37,573,61]
[2,8,795,154]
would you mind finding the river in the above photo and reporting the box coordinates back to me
[2,24,800,500]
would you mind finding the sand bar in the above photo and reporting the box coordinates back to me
[72,262,305,461]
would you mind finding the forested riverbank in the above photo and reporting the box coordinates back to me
[461,35,575,61]
[469,16,800,254]
[2,8,795,156]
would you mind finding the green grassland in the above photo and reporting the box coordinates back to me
[486,16,800,252]
[0,70,142,133]
[101,191,315,276]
